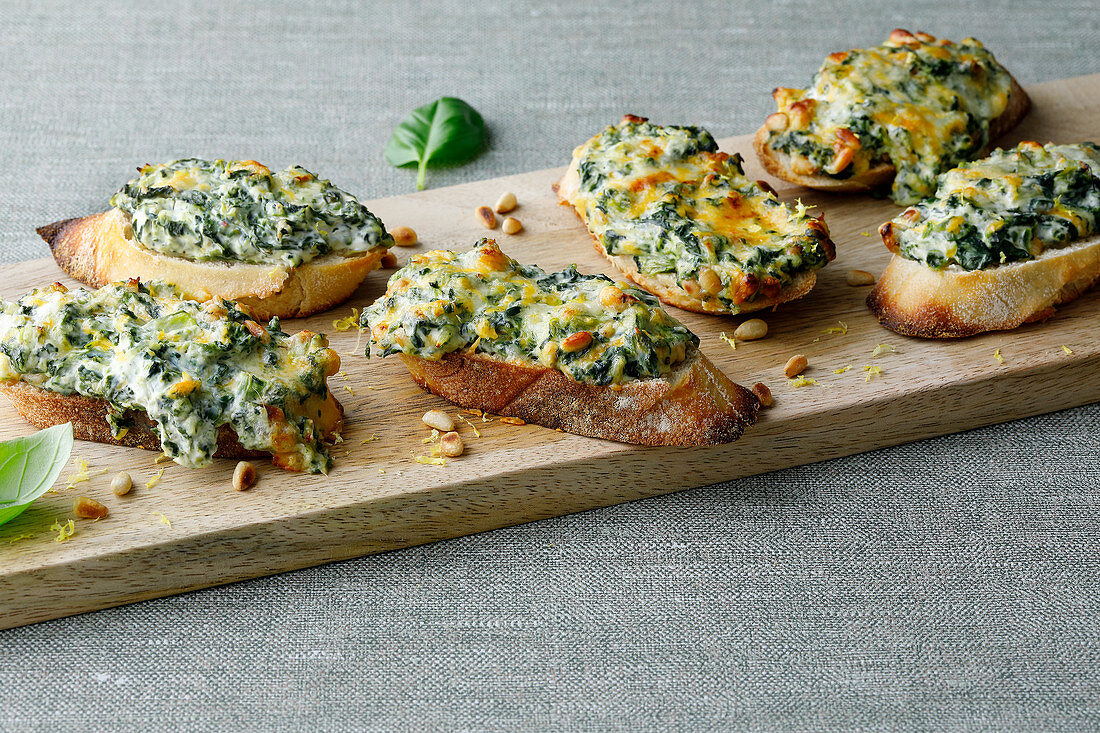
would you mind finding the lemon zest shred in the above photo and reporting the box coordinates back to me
[788,376,819,388]
[993,348,1004,365]
[719,332,736,351]
[823,321,848,335]
[871,344,896,357]
[360,434,379,445]
[862,365,882,381]
[332,308,360,332]
[1061,345,1073,354]
[794,198,816,218]
[860,232,872,237]
[414,455,447,466]
[8,533,34,544]
[343,385,355,395]
[457,414,482,438]
[833,365,852,374]
[421,429,440,445]
[155,512,172,529]
[146,469,165,489]
[51,519,75,543]
[155,453,172,464]
[378,468,386,474]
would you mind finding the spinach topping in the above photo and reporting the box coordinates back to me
[111,159,393,268]
[361,240,698,387]
[893,142,1100,270]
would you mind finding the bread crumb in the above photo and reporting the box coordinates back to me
[787,376,819,388]
[1061,345,1073,354]
[862,365,882,381]
[146,469,165,489]
[993,349,1004,365]
[51,519,75,543]
[719,332,736,351]
[822,321,848,335]
[833,365,852,374]
[871,344,896,357]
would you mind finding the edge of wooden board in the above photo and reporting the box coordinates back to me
[1,72,1098,629]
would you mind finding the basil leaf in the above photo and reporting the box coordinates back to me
[0,423,74,526]
[384,97,487,190]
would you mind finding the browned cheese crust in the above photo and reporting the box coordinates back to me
[0,381,344,466]
[752,74,1031,193]
[399,346,759,446]
[39,208,387,320]
[867,234,1100,338]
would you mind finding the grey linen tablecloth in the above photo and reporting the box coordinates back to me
[2,1,1099,730]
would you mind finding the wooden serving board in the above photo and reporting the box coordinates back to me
[1,74,1098,630]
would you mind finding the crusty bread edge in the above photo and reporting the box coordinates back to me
[867,233,1100,338]
[753,75,1032,192]
[39,209,387,320]
[398,347,760,446]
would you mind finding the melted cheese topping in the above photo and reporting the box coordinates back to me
[362,239,697,386]
[564,116,833,313]
[111,159,393,267]
[891,142,1100,270]
[0,282,341,472]
[764,31,1013,204]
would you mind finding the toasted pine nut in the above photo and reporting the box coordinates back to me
[914,31,936,43]
[600,285,626,308]
[751,382,773,407]
[890,29,919,45]
[784,354,808,378]
[765,113,789,132]
[846,269,876,286]
[391,226,418,247]
[111,471,133,496]
[734,318,768,341]
[74,496,109,519]
[698,268,722,295]
[900,207,921,224]
[500,416,526,426]
[787,99,816,128]
[476,206,497,229]
[233,461,256,491]
[440,431,464,457]
[380,252,398,268]
[422,410,455,432]
[494,192,517,214]
[561,331,593,353]
[501,217,523,235]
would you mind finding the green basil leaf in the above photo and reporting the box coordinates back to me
[384,97,486,190]
[0,423,75,526]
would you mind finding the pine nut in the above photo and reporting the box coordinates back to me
[380,252,398,268]
[73,496,109,519]
[501,217,523,235]
[476,206,497,229]
[751,382,773,407]
[561,331,593,353]
[391,226,418,247]
[494,192,517,214]
[110,471,133,496]
[765,112,789,132]
[233,461,256,491]
[734,318,768,341]
[422,410,455,432]
[846,269,876,286]
[784,354,808,378]
[698,268,722,295]
[499,416,526,425]
[440,431,464,457]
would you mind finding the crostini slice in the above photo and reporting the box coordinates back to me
[754,29,1031,205]
[868,141,1100,337]
[39,159,394,321]
[557,115,835,315]
[361,239,759,445]
[0,280,343,472]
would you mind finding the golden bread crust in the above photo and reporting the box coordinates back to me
[399,346,759,446]
[753,76,1031,192]
[867,234,1100,338]
[39,209,386,320]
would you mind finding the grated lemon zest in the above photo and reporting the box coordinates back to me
[360,434,379,445]
[8,533,34,544]
[833,365,852,374]
[860,232,872,236]
[146,469,165,489]
[65,458,108,490]
[378,469,386,474]
[862,365,882,381]
[421,429,440,445]
[823,321,848,335]
[414,455,447,466]
[794,198,816,218]
[457,414,481,438]
[332,308,360,332]
[719,332,736,351]
[993,348,1004,364]
[1062,345,1073,354]
[51,519,75,543]
[154,513,172,528]
[343,385,355,395]
[155,453,171,464]
[871,344,896,357]
[788,376,819,388]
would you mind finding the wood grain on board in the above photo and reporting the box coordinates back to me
[1,74,1098,629]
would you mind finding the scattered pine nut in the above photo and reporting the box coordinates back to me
[501,216,523,235]
[233,461,256,491]
[494,192,517,214]
[110,471,133,496]
[380,252,398,268]
[73,496,109,520]
[734,318,768,341]
[500,416,526,426]
[476,206,497,229]
[440,431,464,457]
[422,410,455,432]
[784,354,808,378]
[391,226,418,247]
[561,330,593,353]
[751,382,773,407]
[846,269,875,286]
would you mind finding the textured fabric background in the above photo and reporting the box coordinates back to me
[2,1,1099,730]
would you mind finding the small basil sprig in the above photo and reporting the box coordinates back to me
[384,97,487,190]
[0,423,74,526]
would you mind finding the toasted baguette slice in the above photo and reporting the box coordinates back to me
[400,346,758,446]
[753,30,1031,201]
[39,209,387,321]
[867,235,1100,338]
